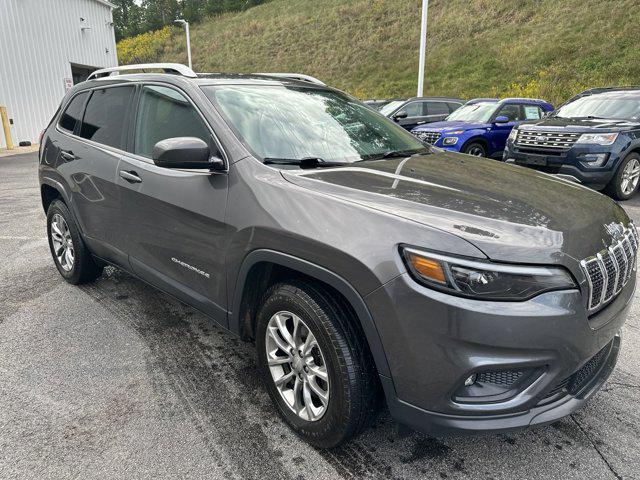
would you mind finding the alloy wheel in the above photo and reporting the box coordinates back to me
[50,213,75,271]
[265,311,330,421]
[466,145,485,156]
[621,158,640,196]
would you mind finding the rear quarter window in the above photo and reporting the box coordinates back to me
[58,92,89,133]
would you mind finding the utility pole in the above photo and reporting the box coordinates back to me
[417,0,428,97]
[174,19,192,70]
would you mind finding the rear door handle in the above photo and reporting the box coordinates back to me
[119,170,142,183]
[60,150,75,161]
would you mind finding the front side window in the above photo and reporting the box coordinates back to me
[134,85,213,158]
[59,92,88,133]
[403,101,424,117]
[446,102,498,123]
[496,104,523,122]
[203,85,426,163]
[79,86,134,149]
[554,93,640,120]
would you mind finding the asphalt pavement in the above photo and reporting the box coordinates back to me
[1,152,639,479]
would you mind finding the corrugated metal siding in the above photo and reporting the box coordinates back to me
[0,0,117,147]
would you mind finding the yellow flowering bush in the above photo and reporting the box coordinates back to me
[117,27,174,65]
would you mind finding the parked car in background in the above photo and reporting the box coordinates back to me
[411,98,554,158]
[379,96,464,130]
[504,87,640,200]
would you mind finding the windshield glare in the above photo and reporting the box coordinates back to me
[554,94,640,120]
[204,86,426,163]
[378,100,405,116]
[445,102,498,123]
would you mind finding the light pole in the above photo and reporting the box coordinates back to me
[417,0,428,97]
[174,19,192,70]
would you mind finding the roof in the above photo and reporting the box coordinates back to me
[91,0,116,8]
[466,97,552,105]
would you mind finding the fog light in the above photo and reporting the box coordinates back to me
[442,136,458,146]
[579,153,608,167]
[464,374,477,386]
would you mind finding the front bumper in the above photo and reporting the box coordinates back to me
[503,142,624,189]
[366,271,633,434]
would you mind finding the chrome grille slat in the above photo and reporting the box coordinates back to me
[415,131,441,145]
[580,224,637,313]
[515,130,580,151]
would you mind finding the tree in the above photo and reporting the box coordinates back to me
[112,0,143,41]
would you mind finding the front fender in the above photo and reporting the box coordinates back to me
[228,248,392,378]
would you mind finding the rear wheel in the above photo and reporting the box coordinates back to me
[255,281,380,448]
[463,141,486,157]
[47,199,103,284]
[605,153,640,200]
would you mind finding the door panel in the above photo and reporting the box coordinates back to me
[116,83,229,325]
[116,156,228,322]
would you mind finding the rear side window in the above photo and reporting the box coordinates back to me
[134,85,212,158]
[59,92,88,133]
[523,105,543,119]
[79,86,134,149]
[427,102,449,116]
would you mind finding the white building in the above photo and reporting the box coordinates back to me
[0,0,118,147]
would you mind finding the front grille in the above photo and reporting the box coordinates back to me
[581,224,638,312]
[476,370,524,386]
[515,129,580,152]
[415,131,441,145]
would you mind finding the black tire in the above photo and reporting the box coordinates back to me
[255,281,381,448]
[462,141,486,157]
[46,199,103,284]
[604,153,640,201]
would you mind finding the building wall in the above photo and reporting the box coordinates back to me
[0,0,118,147]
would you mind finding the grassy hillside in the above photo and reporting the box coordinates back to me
[117,0,640,105]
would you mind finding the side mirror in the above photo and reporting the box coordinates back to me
[152,137,224,170]
[494,115,509,124]
[393,110,408,121]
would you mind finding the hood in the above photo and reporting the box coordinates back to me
[281,150,629,266]
[412,120,489,133]
[521,116,640,132]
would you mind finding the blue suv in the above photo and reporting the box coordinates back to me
[411,98,554,158]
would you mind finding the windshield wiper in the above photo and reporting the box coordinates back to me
[375,149,428,160]
[263,157,349,169]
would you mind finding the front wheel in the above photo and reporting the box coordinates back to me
[605,153,640,200]
[463,141,486,157]
[255,281,380,448]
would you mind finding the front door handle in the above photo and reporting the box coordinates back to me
[60,150,75,161]
[119,170,142,183]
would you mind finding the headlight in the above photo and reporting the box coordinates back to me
[508,128,518,142]
[442,137,458,145]
[577,133,618,145]
[401,247,576,301]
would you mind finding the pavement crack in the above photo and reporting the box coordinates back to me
[570,415,622,480]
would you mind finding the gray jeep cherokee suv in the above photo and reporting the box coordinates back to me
[39,64,636,447]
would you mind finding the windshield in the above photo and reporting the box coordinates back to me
[554,94,640,120]
[445,102,498,123]
[203,85,426,163]
[379,100,406,116]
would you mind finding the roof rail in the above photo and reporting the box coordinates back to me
[254,73,326,86]
[87,63,197,80]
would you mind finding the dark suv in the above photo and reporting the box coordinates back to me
[378,96,464,130]
[39,64,635,448]
[504,87,640,200]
